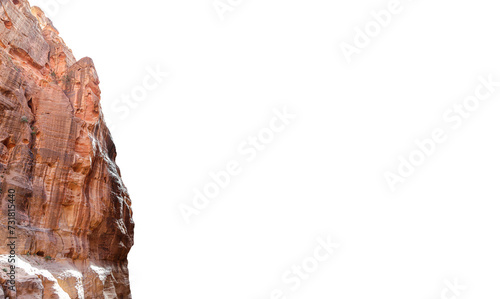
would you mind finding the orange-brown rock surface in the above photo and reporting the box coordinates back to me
[0,0,134,298]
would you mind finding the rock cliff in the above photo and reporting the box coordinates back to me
[0,0,134,298]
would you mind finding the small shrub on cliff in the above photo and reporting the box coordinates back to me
[44,256,52,261]
[21,116,28,123]
[2,268,6,272]
[8,57,20,72]
[63,75,71,84]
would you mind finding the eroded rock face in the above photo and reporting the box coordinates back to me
[0,0,134,297]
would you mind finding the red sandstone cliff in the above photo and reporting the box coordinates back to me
[0,0,134,298]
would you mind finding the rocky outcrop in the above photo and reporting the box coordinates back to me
[0,0,134,297]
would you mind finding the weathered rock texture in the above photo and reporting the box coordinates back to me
[0,0,134,298]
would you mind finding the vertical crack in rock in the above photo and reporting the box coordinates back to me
[0,0,134,298]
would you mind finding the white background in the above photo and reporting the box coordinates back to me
[28,0,500,298]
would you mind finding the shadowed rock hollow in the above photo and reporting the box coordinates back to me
[0,0,134,298]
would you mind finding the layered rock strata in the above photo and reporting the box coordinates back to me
[0,1,134,298]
